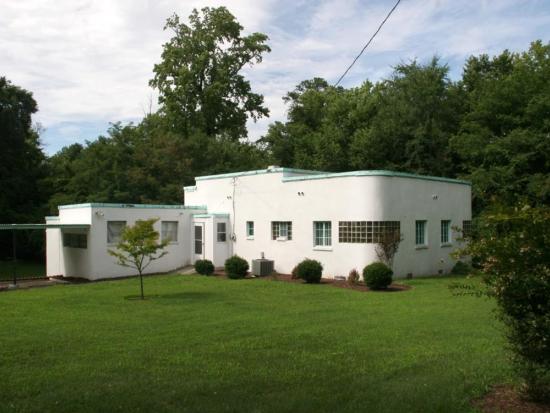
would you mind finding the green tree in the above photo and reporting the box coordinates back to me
[0,77,49,259]
[108,219,168,299]
[451,41,550,211]
[457,205,550,401]
[150,7,271,140]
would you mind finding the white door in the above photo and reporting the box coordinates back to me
[194,223,205,262]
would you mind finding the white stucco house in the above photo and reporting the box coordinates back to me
[46,167,471,280]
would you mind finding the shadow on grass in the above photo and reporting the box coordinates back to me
[124,291,215,302]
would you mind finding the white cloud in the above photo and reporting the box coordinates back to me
[1,0,549,154]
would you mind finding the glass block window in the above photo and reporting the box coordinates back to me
[63,233,87,248]
[161,221,178,243]
[217,222,227,242]
[246,221,254,237]
[271,221,292,240]
[339,221,400,243]
[440,220,451,244]
[313,221,331,247]
[415,220,427,246]
[462,220,472,238]
[107,221,126,244]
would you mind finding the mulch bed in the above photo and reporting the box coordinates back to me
[474,385,550,413]
[211,271,411,293]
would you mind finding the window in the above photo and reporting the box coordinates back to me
[217,222,227,242]
[63,233,87,249]
[415,220,427,246]
[161,221,178,243]
[246,221,254,238]
[107,221,126,244]
[462,220,472,238]
[440,220,451,244]
[314,221,331,247]
[271,221,292,240]
[338,221,400,243]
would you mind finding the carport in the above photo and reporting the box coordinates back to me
[0,223,90,285]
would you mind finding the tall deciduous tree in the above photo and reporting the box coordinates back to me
[150,7,271,140]
[0,77,48,259]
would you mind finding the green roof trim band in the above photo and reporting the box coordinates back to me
[195,167,325,181]
[281,170,471,185]
[192,213,230,218]
[58,203,207,210]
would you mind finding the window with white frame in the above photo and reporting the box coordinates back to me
[271,221,292,240]
[462,220,472,238]
[246,221,254,238]
[314,221,331,247]
[415,220,427,246]
[440,220,451,244]
[338,221,400,243]
[107,221,126,244]
[217,222,227,242]
[161,221,178,243]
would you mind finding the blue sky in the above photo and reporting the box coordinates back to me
[2,0,550,155]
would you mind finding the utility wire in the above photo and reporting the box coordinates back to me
[334,0,402,87]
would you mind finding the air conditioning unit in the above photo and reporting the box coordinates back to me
[251,259,274,277]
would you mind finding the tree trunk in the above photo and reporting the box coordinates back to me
[139,271,144,300]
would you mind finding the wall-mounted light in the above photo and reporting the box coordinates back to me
[432,194,439,200]
[95,210,104,217]
[227,195,232,200]
[297,192,305,196]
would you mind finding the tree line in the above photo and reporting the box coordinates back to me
[1,7,549,257]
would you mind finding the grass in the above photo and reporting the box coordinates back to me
[0,259,45,281]
[0,274,513,413]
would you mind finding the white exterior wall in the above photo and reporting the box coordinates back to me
[46,204,206,280]
[185,170,471,278]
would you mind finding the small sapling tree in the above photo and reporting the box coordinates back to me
[108,218,168,299]
[375,228,402,269]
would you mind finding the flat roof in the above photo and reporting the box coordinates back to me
[193,167,470,186]
[195,167,325,181]
[0,224,91,230]
[58,203,206,210]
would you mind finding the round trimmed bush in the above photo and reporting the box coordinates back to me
[363,262,393,290]
[195,259,214,275]
[224,255,249,279]
[295,259,323,284]
[451,260,471,275]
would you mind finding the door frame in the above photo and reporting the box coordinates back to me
[193,222,205,262]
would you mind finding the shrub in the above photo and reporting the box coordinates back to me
[295,259,323,283]
[348,269,360,285]
[195,259,214,275]
[457,205,550,401]
[291,265,299,279]
[224,255,249,279]
[363,262,393,290]
[451,260,470,275]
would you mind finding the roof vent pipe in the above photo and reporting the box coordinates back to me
[267,165,280,171]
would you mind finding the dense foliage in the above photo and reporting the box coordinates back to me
[363,262,393,290]
[295,259,323,283]
[0,77,49,260]
[459,205,550,401]
[224,255,249,279]
[195,259,214,276]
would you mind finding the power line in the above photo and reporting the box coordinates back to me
[334,0,402,87]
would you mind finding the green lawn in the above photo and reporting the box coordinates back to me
[0,259,45,281]
[0,274,513,413]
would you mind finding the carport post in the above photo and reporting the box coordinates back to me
[12,229,17,286]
